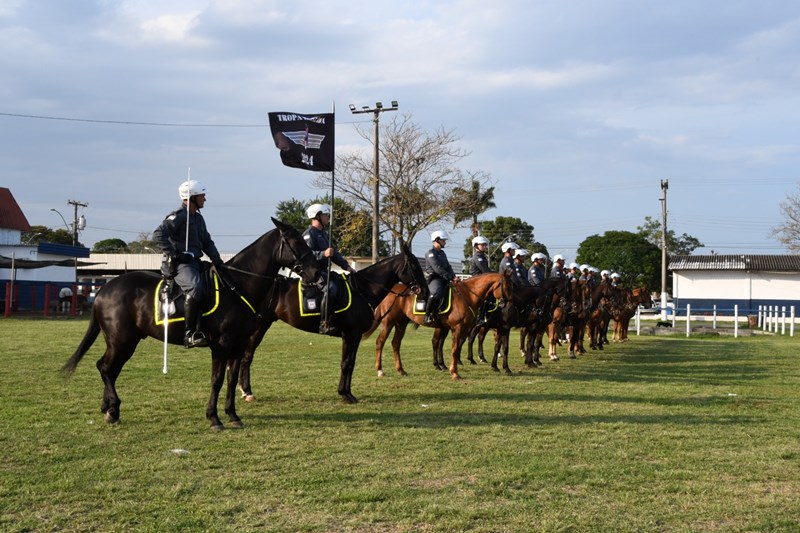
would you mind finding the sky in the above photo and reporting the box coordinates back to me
[2,0,799,262]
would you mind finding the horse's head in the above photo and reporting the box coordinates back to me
[399,244,428,299]
[633,287,653,308]
[496,270,514,303]
[271,218,322,285]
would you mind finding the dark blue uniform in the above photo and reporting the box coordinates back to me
[154,205,222,300]
[528,264,545,286]
[470,251,491,275]
[425,247,456,305]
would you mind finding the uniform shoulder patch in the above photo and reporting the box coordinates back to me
[166,214,177,221]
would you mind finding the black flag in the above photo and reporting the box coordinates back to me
[268,111,334,172]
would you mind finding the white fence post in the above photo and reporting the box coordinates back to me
[686,304,691,337]
[636,306,641,336]
[734,304,739,338]
[713,304,717,329]
[791,306,795,337]
[781,306,786,335]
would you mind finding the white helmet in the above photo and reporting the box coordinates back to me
[306,203,331,219]
[532,252,547,261]
[178,180,206,200]
[514,248,529,258]
[601,269,610,277]
[431,229,450,242]
[501,241,519,253]
[472,235,489,247]
[579,264,589,272]
[590,266,599,273]
[553,254,565,262]
[569,262,579,270]
[611,272,620,279]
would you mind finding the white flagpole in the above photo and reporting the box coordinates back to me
[185,167,191,252]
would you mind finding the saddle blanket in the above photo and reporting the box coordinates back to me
[153,272,220,326]
[413,287,452,315]
[298,274,352,317]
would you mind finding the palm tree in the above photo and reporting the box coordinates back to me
[452,176,496,236]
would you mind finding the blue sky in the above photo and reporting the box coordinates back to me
[2,0,798,261]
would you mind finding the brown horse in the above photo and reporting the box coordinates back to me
[367,271,513,380]
[61,219,321,429]
[612,287,653,342]
[237,245,427,403]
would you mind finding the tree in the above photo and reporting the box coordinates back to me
[576,231,661,290]
[637,216,703,256]
[315,113,493,250]
[771,184,800,252]
[127,233,159,253]
[452,175,496,237]
[92,238,129,253]
[461,216,544,270]
[274,196,389,258]
[21,225,72,245]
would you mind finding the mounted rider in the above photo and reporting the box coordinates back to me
[303,203,356,336]
[424,229,459,325]
[550,254,566,278]
[153,179,224,348]
[512,248,531,286]
[498,241,518,278]
[528,252,547,286]
[469,235,492,275]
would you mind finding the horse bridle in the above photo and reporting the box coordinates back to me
[278,228,315,280]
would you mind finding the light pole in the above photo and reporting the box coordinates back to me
[660,179,669,322]
[349,100,398,264]
[50,208,71,236]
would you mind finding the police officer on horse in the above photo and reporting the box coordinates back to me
[154,179,224,348]
[469,235,492,275]
[424,230,459,325]
[303,203,356,335]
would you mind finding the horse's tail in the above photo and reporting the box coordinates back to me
[61,311,101,376]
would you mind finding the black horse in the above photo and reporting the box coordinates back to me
[62,218,321,430]
[237,244,427,404]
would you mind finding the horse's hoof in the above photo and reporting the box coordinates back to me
[210,423,225,432]
[491,366,500,373]
[228,420,244,429]
[504,369,513,376]
[341,394,359,404]
[451,373,462,381]
[103,412,119,425]
[244,394,256,402]
[399,369,408,377]
[377,370,385,378]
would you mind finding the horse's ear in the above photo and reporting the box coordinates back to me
[271,217,287,232]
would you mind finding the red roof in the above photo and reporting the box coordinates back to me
[0,188,31,232]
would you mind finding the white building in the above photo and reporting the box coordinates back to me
[669,255,800,315]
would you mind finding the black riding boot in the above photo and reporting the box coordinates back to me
[318,291,340,336]
[184,297,208,348]
[475,300,489,326]
[424,297,441,325]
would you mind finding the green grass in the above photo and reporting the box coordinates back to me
[1,318,799,532]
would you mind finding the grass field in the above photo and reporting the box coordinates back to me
[1,317,799,532]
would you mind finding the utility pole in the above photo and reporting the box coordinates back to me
[660,179,669,322]
[349,101,398,263]
[68,199,88,246]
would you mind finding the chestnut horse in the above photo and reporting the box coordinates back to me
[237,244,427,403]
[61,219,321,430]
[612,286,653,342]
[366,271,513,380]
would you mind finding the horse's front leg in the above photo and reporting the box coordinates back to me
[477,327,488,364]
[225,357,244,428]
[497,327,512,375]
[431,328,445,371]
[338,333,360,404]
[206,355,227,430]
[375,321,392,377]
[390,321,409,376]
[466,326,479,365]
[519,328,527,358]
[449,327,465,380]
[239,321,273,401]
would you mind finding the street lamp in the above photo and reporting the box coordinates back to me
[349,100,399,264]
[51,208,71,237]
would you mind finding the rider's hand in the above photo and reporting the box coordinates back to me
[323,247,334,258]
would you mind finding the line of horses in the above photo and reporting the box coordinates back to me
[62,221,651,430]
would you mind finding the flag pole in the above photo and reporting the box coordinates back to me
[322,103,335,330]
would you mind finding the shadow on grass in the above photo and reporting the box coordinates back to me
[252,408,759,429]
